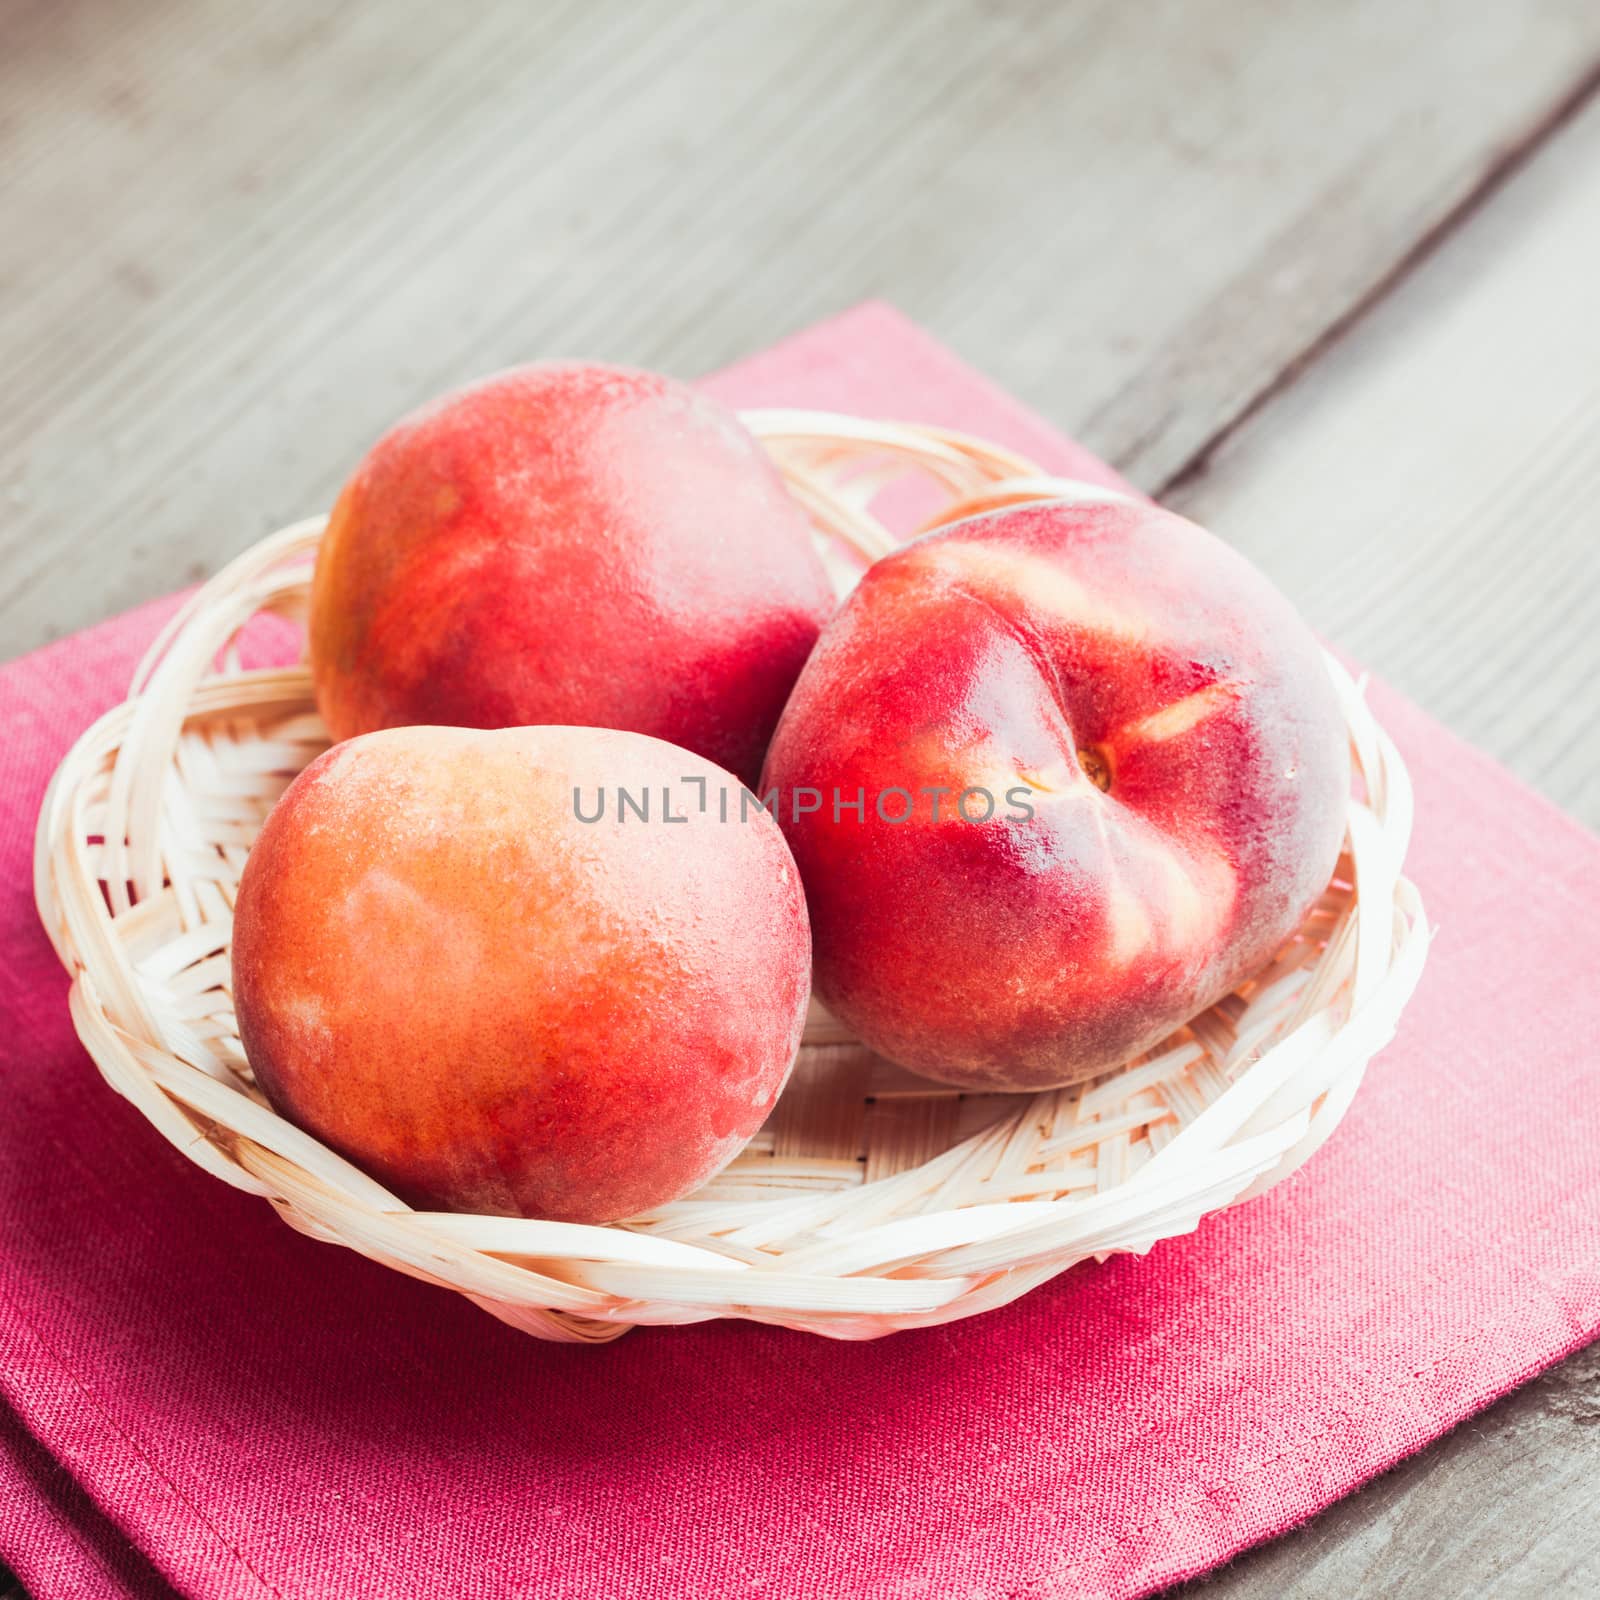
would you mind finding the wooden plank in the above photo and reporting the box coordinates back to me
[1165,91,1600,1599]
[1183,1344,1600,1598]
[1170,89,1600,830]
[4,3,1600,1596]
[4,0,1600,654]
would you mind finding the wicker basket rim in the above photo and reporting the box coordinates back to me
[32,409,1429,1342]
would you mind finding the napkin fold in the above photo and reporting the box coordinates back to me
[3,303,1599,1600]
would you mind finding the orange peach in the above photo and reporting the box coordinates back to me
[760,498,1350,1091]
[232,725,810,1223]
[309,363,835,788]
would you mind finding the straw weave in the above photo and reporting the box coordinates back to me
[33,413,1428,1342]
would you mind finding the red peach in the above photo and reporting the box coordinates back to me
[232,725,810,1223]
[760,497,1350,1091]
[309,363,834,788]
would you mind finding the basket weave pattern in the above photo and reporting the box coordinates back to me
[34,414,1428,1342]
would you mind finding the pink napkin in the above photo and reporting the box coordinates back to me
[4,303,1600,1600]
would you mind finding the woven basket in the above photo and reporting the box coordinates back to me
[33,412,1429,1343]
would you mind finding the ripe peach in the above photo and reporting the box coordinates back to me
[761,498,1350,1091]
[309,363,834,788]
[232,725,810,1223]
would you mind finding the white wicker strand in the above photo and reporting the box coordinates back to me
[31,413,1429,1341]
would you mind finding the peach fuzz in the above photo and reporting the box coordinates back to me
[309,363,835,788]
[232,724,811,1223]
[761,498,1350,1092]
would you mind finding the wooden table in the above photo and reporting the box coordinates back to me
[4,1,1598,1592]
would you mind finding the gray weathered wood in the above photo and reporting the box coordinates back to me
[3,1,1600,1595]
[1169,83,1600,1600]
[4,0,1600,653]
[1171,86,1600,829]
[1184,1341,1600,1598]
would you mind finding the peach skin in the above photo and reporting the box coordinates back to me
[309,363,835,788]
[760,498,1350,1091]
[232,725,811,1223]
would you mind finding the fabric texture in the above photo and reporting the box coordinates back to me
[2,302,1599,1600]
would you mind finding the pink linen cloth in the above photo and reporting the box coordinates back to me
[3,302,1600,1600]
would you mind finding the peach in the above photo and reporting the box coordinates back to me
[309,363,835,787]
[232,725,811,1223]
[760,498,1350,1091]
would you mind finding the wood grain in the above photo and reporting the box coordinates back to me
[1171,89,1600,829]
[5,0,1600,1595]
[1186,1342,1600,1597]
[5,0,1600,654]
[1168,85,1600,1600]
